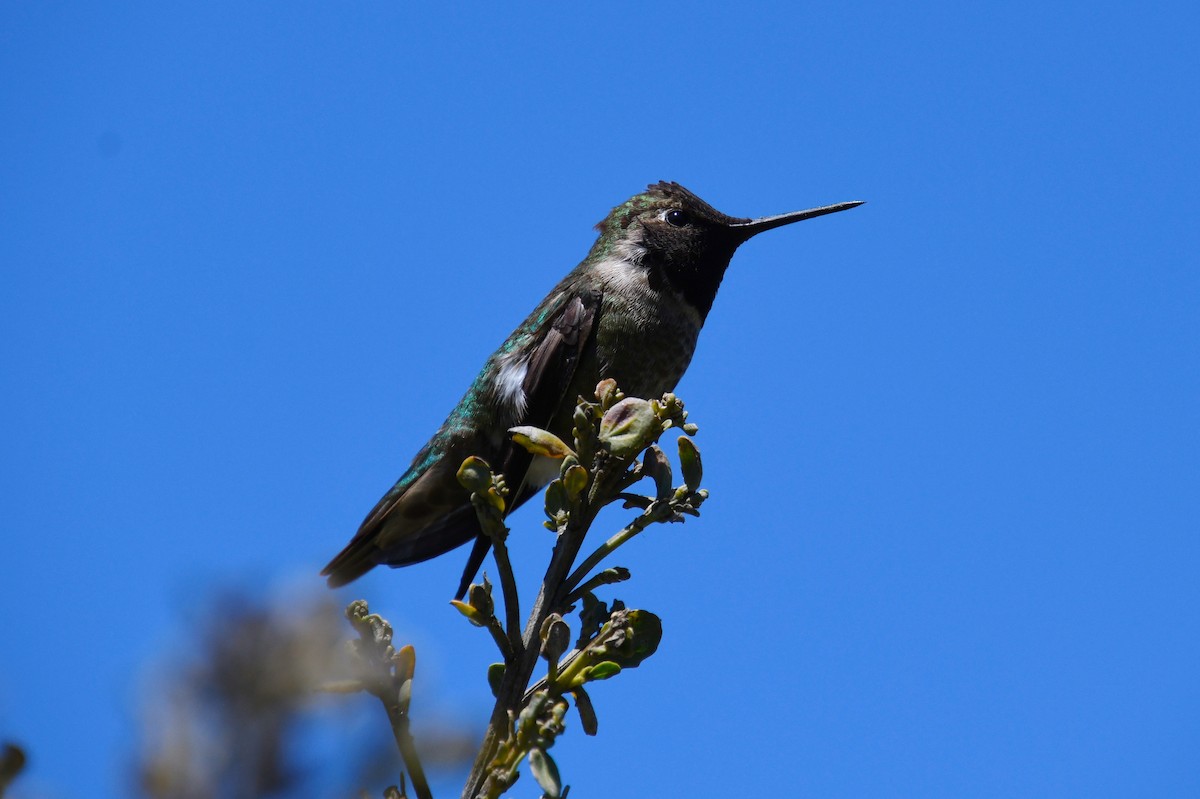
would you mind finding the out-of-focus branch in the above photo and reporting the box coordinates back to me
[342,601,433,799]
[0,743,26,799]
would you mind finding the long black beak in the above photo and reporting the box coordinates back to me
[730,200,864,241]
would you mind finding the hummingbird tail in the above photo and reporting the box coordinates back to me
[321,540,379,588]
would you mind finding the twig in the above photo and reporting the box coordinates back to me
[562,512,655,598]
[343,602,433,799]
[484,615,514,662]
[489,532,523,656]
[467,481,524,659]
[384,701,432,799]
[560,567,631,610]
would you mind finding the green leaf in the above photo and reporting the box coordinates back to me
[544,478,569,521]
[540,614,571,663]
[598,397,659,458]
[510,426,575,459]
[677,435,703,490]
[449,599,487,627]
[528,748,562,798]
[572,687,599,736]
[642,444,673,499]
[604,610,662,668]
[594,378,621,409]
[562,463,589,500]
[584,661,622,681]
[456,456,494,493]
[468,578,495,618]
[397,677,412,711]
[395,644,416,683]
[483,486,507,514]
[487,662,506,697]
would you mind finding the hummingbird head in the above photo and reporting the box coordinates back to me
[591,182,862,318]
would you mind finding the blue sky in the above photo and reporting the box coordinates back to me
[2,2,1198,797]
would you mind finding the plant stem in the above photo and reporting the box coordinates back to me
[489,531,524,657]
[460,497,602,799]
[562,515,651,597]
[485,618,514,662]
[384,700,432,799]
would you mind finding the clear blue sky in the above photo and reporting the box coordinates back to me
[3,2,1198,797]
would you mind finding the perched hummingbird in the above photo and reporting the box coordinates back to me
[323,182,862,596]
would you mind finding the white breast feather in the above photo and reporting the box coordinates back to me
[495,354,528,418]
[591,255,703,329]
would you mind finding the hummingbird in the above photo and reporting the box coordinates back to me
[322,182,862,596]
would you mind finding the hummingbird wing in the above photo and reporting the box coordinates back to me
[321,441,473,588]
[453,288,601,596]
[321,289,601,593]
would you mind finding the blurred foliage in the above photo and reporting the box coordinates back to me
[135,592,343,799]
[0,743,26,798]
[132,591,473,799]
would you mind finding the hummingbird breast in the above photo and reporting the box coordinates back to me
[576,256,704,403]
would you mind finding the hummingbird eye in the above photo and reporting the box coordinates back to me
[664,208,689,228]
